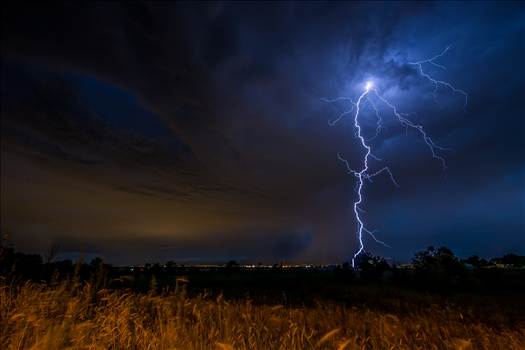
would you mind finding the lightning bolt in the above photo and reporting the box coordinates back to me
[325,47,468,268]
[408,46,469,110]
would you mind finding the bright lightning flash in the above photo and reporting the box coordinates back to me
[325,47,468,268]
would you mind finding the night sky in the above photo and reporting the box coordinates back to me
[1,2,524,265]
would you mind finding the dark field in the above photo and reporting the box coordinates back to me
[2,253,525,349]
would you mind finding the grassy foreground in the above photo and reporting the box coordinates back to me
[1,280,524,350]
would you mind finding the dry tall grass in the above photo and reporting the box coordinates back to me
[1,280,524,350]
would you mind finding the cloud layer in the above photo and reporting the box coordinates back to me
[1,2,524,264]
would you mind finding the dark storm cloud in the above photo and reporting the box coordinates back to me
[1,2,524,263]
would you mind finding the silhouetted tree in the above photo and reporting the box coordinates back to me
[491,254,525,268]
[90,257,104,269]
[463,255,490,268]
[412,246,467,286]
[355,252,390,280]
[10,252,43,279]
[226,260,240,269]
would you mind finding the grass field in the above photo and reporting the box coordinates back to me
[1,279,524,350]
